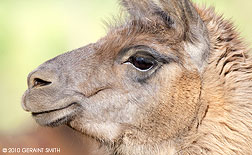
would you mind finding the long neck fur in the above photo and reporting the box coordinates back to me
[178,6,252,154]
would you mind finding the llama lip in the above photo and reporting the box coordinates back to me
[45,115,70,127]
[32,102,76,116]
[31,102,81,127]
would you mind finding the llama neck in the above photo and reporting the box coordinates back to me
[178,6,252,154]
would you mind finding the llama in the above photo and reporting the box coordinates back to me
[22,0,252,154]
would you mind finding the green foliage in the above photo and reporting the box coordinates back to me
[0,0,251,132]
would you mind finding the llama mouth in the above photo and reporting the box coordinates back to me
[44,115,72,127]
[31,102,80,127]
[31,102,76,116]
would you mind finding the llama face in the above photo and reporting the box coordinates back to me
[22,0,208,144]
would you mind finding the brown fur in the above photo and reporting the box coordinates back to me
[22,0,252,154]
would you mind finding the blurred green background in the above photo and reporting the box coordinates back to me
[0,0,251,133]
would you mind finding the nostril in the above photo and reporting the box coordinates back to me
[33,78,52,88]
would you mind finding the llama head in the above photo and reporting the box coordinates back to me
[22,0,210,147]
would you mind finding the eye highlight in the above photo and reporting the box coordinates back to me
[127,55,156,71]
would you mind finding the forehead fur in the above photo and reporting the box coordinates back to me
[94,17,186,64]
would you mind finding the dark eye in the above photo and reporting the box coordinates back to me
[128,56,155,71]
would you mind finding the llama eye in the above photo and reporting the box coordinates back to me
[128,56,155,71]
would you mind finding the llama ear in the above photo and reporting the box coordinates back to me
[120,0,210,70]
